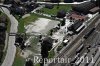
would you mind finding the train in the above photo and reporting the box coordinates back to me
[76,44,84,53]
[84,28,95,39]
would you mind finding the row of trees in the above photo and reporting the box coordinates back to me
[40,37,53,66]
[0,13,8,64]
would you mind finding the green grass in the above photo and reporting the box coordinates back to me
[13,55,25,66]
[35,63,40,66]
[0,12,5,16]
[16,13,55,33]
[18,20,25,33]
[12,49,25,66]
[19,14,39,25]
[48,50,55,58]
[7,21,11,32]
[6,16,11,32]
[41,4,72,15]
[29,36,39,52]
[14,4,72,33]
[15,13,39,33]
[16,13,52,33]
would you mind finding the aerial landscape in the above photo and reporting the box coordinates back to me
[0,0,100,66]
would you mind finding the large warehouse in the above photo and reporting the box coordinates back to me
[72,1,100,14]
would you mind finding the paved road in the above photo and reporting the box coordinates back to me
[36,1,89,4]
[1,7,18,66]
[48,14,100,66]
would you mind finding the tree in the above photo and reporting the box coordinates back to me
[15,36,23,45]
[57,2,60,9]
[41,37,53,58]
[56,24,60,30]
[40,37,53,66]
[0,51,3,63]
[15,34,26,50]
[95,0,100,6]
[61,18,66,26]
[25,59,33,66]
[0,11,1,15]
[20,42,26,50]
[50,29,53,36]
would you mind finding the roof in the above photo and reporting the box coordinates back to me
[68,21,83,31]
[89,7,100,14]
[73,21,83,30]
[68,12,86,21]
[72,2,97,14]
